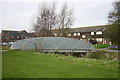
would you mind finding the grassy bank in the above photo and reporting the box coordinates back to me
[1,45,10,50]
[2,50,118,78]
[88,51,118,61]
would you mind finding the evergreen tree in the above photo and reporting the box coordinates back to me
[105,1,120,50]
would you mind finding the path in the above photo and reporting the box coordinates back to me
[95,48,120,53]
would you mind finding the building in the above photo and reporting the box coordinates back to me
[1,30,35,43]
[53,25,111,44]
[1,25,111,44]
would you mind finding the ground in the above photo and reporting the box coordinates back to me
[2,50,118,78]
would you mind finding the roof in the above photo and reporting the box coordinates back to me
[52,25,110,33]
[11,37,95,53]
[2,30,31,36]
[2,30,27,32]
[70,26,108,33]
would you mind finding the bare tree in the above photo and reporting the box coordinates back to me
[58,3,74,37]
[32,2,57,37]
[47,2,57,36]
[32,2,73,37]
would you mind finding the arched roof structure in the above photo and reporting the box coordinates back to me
[11,37,95,52]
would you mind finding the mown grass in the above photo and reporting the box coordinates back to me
[2,50,118,78]
[94,44,110,49]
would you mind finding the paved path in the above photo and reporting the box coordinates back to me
[95,48,120,53]
[104,50,120,53]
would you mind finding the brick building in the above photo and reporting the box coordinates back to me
[1,25,111,44]
[53,25,111,44]
[1,30,35,42]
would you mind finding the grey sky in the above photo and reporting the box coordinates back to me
[0,0,114,32]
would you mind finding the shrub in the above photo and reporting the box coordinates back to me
[89,39,98,44]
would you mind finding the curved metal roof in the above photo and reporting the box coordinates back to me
[11,37,95,52]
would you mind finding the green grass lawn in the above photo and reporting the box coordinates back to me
[94,44,110,49]
[2,50,118,78]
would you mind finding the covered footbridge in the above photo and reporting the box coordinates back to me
[11,37,95,54]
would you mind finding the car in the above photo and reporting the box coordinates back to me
[0,42,14,46]
[1,42,8,46]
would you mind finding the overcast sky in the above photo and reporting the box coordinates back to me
[0,0,114,32]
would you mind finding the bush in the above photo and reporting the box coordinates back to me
[89,39,98,44]
[2,45,10,50]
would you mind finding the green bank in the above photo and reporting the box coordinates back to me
[2,50,118,78]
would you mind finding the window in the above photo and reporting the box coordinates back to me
[17,36,20,38]
[60,33,62,36]
[80,39,82,40]
[91,32,94,35]
[5,34,7,36]
[68,33,71,36]
[74,33,77,36]
[82,35,86,38]
[83,39,86,41]
[54,33,57,36]
[96,31,102,35]
[5,37,6,40]
[11,36,14,38]
[78,33,80,36]
[96,38,103,42]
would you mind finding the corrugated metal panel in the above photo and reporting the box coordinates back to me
[11,37,95,52]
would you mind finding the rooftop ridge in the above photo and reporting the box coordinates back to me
[52,25,110,31]
[2,30,27,32]
[71,25,110,29]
